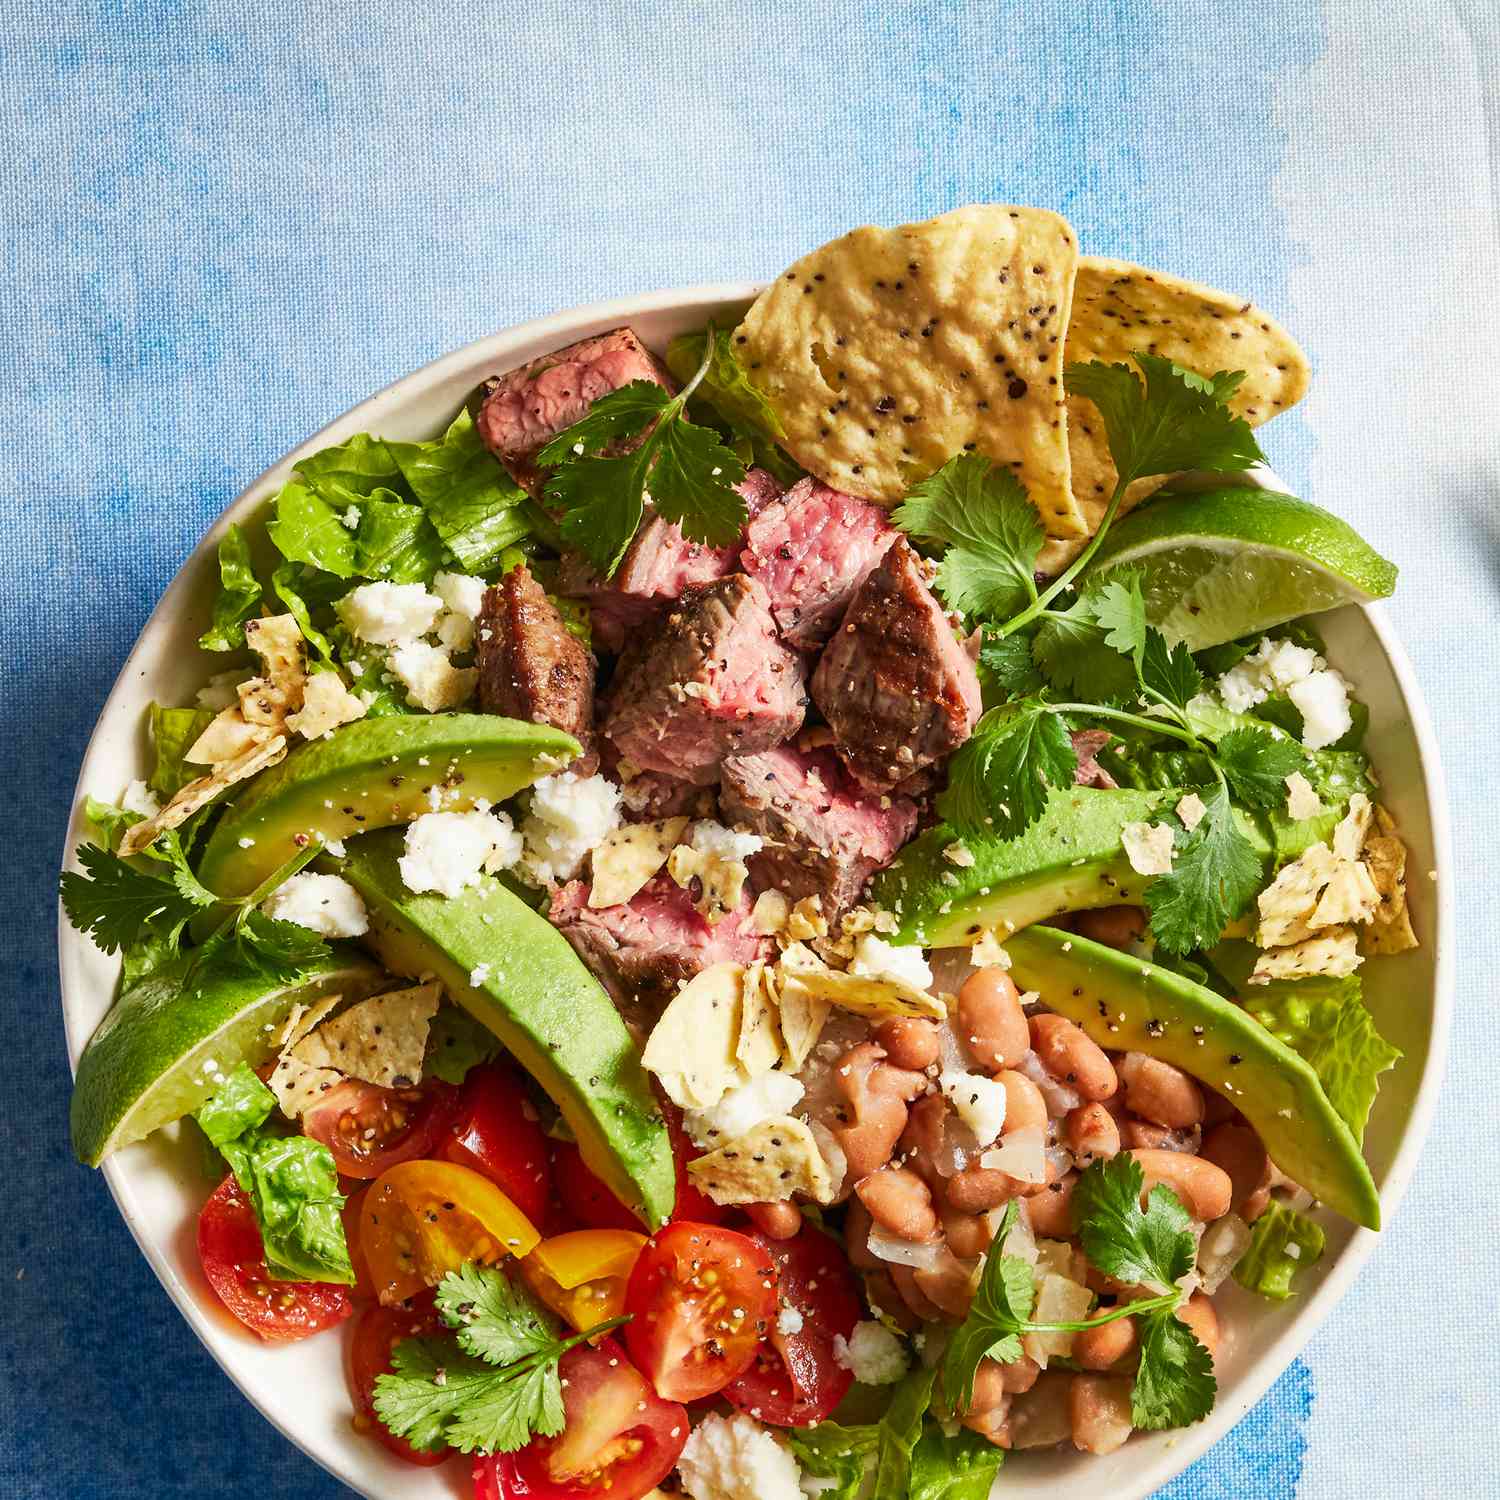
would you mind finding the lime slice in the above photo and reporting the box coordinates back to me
[1083,487,1398,650]
[70,949,385,1166]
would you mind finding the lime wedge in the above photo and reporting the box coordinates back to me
[70,949,385,1166]
[1083,487,1398,650]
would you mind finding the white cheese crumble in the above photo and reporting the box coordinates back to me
[520,772,622,885]
[432,569,488,651]
[832,1321,910,1385]
[195,669,246,711]
[1175,792,1206,831]
[121,779,161,818]
[938,1069,1008,1146]
[776,1304,805,1337]
[1284,771,1323,821]
[389,640,478,712]
[677,1413,803,1500]
[684,1070,806,1149]
[261,872,369,938]
[688,818,764,862]
[339,581,444,647]
[1121,820,1176,876]
[847,934,933,992]
[398,810,523,898]
[1216,637,1353,749]
[1288,671,1353,750]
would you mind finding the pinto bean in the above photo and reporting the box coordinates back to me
[744,1200,802,1240]
[843,1198,881,1270]
[1069,1374,1135,1455]
[1119,1119,1201,1153]
[1072,905,1148,949]
[958,968,1030,1070]
[889,1264,946,1322]
[942,1206,995,1260]
[997,1069,1049,1135]
[863,1268,921,1331]
[943,1165,1018,1214]
[831,1041,927,1184]
[1201,1123,1270,1213]
[1074,1315,1137,1371]
[1008,1373,1074,1450]
[914,1258,976,1320]
[857,1167,939,1241]
[1029,1014,1118,1101]
[875,1016,941,1070]
[1129,1149,1233,1222]
[1119,1051,1205,1129]
[1177,1291,1220,1360]
[1023,1173,1076,1237]
[1063,1102,1121,1163]
[897,1093,949,1183]
[967,1354,1041,1414]
[961,1402,1012,1448]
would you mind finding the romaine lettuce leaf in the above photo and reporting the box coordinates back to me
[267,479,361,577]
[352,493,446,584]
[423,1004,501,1085]
[295,431,410,498]
[1233,1200,1324,1300]
[271,563,338,663]
[197,1061,276,1147]
[198,525,263,651]
[148,703,214,797]
[908,1422,1005,1500]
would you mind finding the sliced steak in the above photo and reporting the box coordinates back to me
[811,539,983,793]
[559,469,784,652]
[740,478,898,648]
[550,873,773,1013]
[1070,729,1118,789]
[475,327,674,493]
[604,574,806,782]
[475,565,597,773]
[720,743,918,917]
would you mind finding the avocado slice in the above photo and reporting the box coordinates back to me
[199,714,578,898]
[338,829,675,1229]
[1005,924,1380,1229]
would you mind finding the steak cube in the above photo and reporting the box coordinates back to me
[720,743,918,917]
[475,565,597,773]
[604,574,806,782]
[475,327,674,493]
[811,539,982,792]
[740,477,898,648]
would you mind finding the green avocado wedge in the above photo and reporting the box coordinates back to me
[1005,925,1380,1230]
[338,830,675,1229]
[71,948,385,1166]
[199,714,579,898]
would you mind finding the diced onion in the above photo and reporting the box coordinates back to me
[1023,1273,1093,1366]
[867,1225,953,1272]
[934,1018,973,1073]
[808,1120,848,1200]
[933,1112,982,1180]
[980,1125,1046,1184]
[1016,1051,1080,1117]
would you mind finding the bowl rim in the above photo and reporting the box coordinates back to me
[56,283,1455,1500]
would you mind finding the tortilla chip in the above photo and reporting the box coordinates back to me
[1332,793,1374,861]
[1363,828,1419,955]
[749,889,791,936]
[245,613,307,691]
[1310,860,1380,929]
[286,670,367,740]
[736,963,784,1077]
[1039,256,1310,571]
[667,841,751,925]
[589,818,688,909]
[686,1115,835,1206]
[291,982,442,1088]
[640,962,747,1110]
[1250,929,1362,983]
[266,1055,343,1119]
[1256,841,1341,948]
[1284,772,1322,822]
[766,965,829,1071]
[778,942,945,1021]
[735,205,1084,536]
[1121,820,1176,876]
[784,896,828,942]
[118,735,287,856]
[237,676,300,728]
[185,706,275,766]
[970,929,1012,969]
[1175,793,1207,832]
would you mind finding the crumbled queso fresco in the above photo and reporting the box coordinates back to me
[1216,638,1353,749]
[832,1320,910,1385]
[684,1069,806,1149]
[399,809,523,898]
[675,1412,803,1500]
[519,772,622,885]
[847,932,933,991]
[260,871,369,938]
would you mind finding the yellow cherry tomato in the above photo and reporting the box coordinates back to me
[362,1159,540,1306]
[520,1228,646,1334]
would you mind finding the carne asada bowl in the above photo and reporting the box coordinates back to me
[59,208,1450,1500]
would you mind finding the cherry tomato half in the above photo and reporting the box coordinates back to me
[474,1338,686,1500]
[197,1175,354,1341]
[623,1222,778,1402]
[362,1159,540,1305]
[724,1225,863,1426]
[444,1063,552,1226]
[302,1077,459,1179]
[518,1229,645,1334]
[347,1294,450,1466]
[341,1185,376,1302]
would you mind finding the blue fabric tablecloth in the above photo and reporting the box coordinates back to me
[4,3,1497,1495]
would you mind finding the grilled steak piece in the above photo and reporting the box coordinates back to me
[604,574,806,782]
[740,478,898,648]
[475,327,674,493]
[720,743,918,917]
[1070,729,1118,789]
[559,469,783,652]
[550,873,773,1013]
[475,565,597,773]
[811,538,983,792]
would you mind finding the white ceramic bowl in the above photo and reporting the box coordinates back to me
[58,287,1454,1500]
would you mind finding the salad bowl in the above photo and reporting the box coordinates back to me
[58,283,1453,1499]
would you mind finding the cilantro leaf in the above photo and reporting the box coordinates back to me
[646,415,749,547]
[938,700,1077,838]
[198,525,263,652]
[1232,1200,1326,1300]
[893,455,1043,620]
[1215,726,1309,809]
[1064,354,1264,485]
[548,447,655,578]
[1145,782,1264,954]
[436,1262,558,1367]
[1032,599,1138,706]
[1070,1156,1196,1293]
[230,910,333,984]
[1139,627,1205,711]
[978,628,1044,698]
[1090,572,1148,659]
[535,381,672,467]
[940,1202,1034,1412]
[59,843,200,956]
[1131,1307,1217,1429]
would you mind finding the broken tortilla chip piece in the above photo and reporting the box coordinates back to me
[290,982,442,1089]
[640,962,750,1111]
[244,613,307,690]
[667,837,753,925]
[686,1115,835,1206]
[1250,929,1362,983]
[766,965,829,1071]
[1332,793,1374,862]
[1121,820,1176,877]
[1256,841,1342,949]
[749,889,791,936]
[186,707,276,766]
[118,734,287,856]
[1363,812,1419,955]
[778,942,945,1021]
[589,818,688,909]
[736,963,784,1078]
[736,205,1084,536]
[1310,860,1380,930]
[286,669,367,740]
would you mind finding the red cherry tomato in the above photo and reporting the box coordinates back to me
[724,1225,863,1426]
[196,1175,354,1342]
[341,1185,376,1302]
[473,1338,686,1500]
[661,1098,729,1226]
[443,1063,552,1225]
[347,1294,450,1466]
[302,1077,459,1179]
[623,1223,778,1402]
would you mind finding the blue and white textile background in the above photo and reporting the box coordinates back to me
[2,3,1496,1496]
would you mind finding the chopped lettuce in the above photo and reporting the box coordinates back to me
[352,494,446,584]
[84,795,140,853]
[271,562,338,663]
[198,525,263,652]
[197,1060,276,1147]
[423,1003,501,1085]
[148,704,214,797]
[908,1422,1006,1500]
[1233,1201,1325,1300]
[325,622,410,718]
[267,479,363,576]
[296,431,408,496]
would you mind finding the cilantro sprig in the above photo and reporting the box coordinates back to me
[538,334,749,577]
[941,1160,1217,1431]
[372,1264,629,1456]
